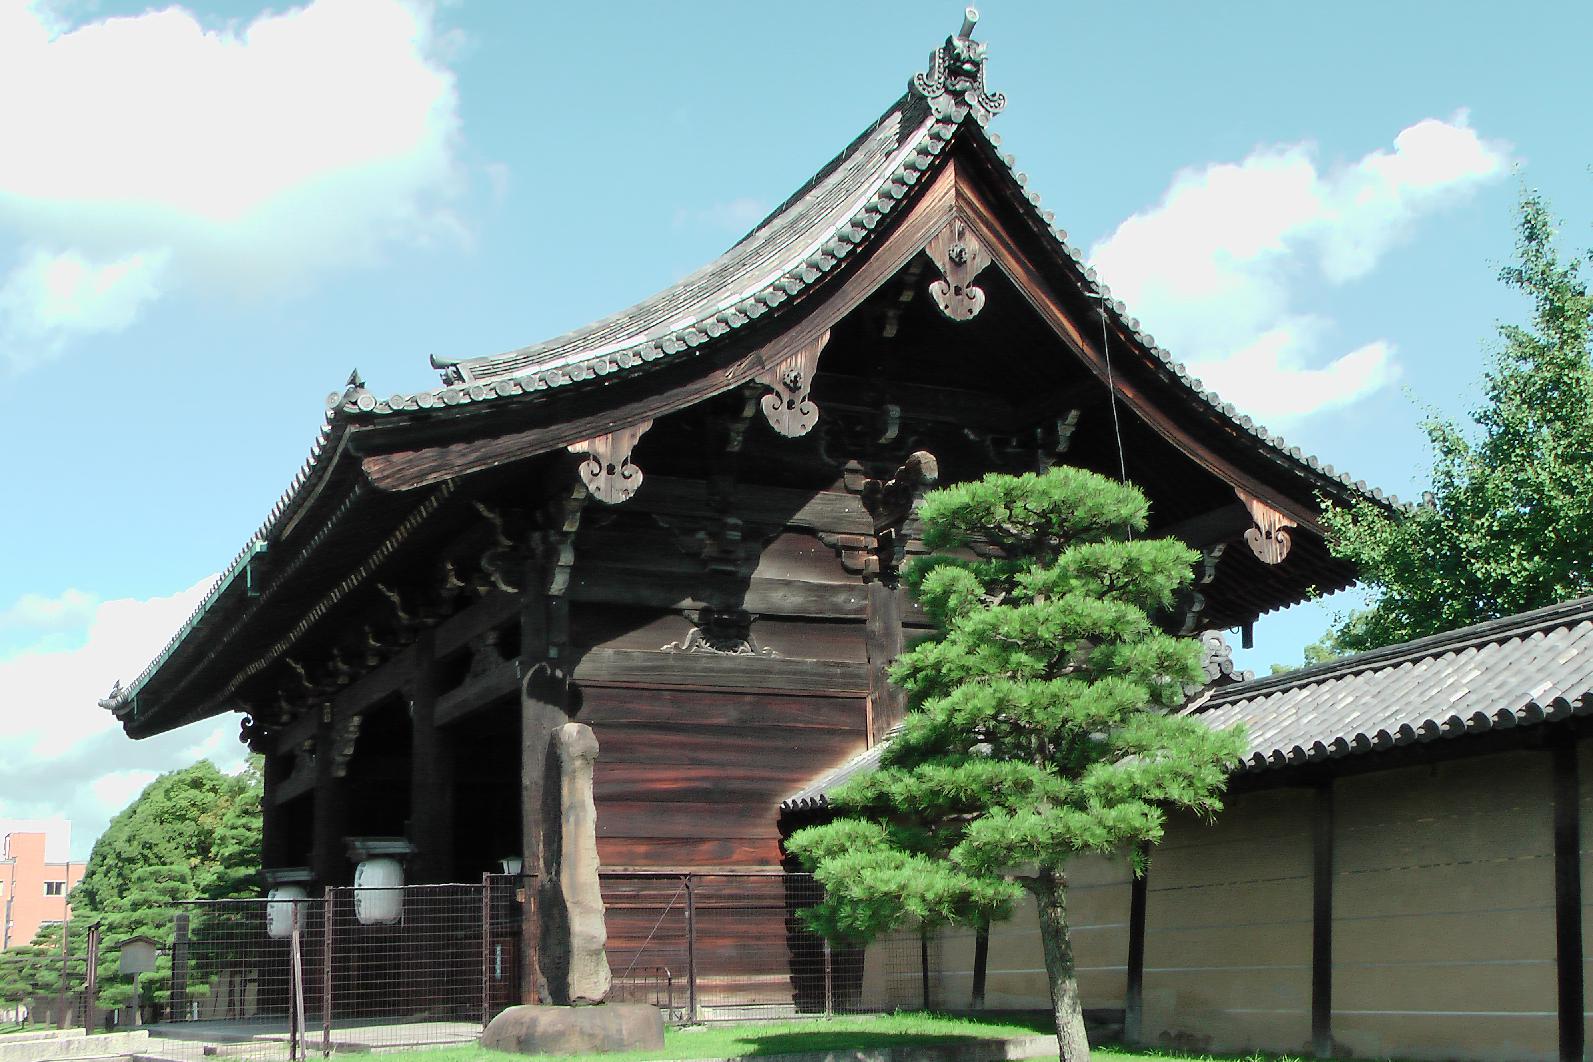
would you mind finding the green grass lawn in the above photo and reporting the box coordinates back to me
[368,1012,1319,1062]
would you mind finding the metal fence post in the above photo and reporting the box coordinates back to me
[683,874,698,1024]
[919,928,930,1012]
[321,888,333,1058]
[289,902,305,1062]
[823,938,833,1019]
[170,913,189,1023]
[83,922,100,1033]
[481,874,492,1030]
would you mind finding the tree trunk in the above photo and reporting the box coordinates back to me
[1032,871,1091,1062]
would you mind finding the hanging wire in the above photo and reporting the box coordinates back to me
[1087,292,1130,484]
[1087,290,1133,540]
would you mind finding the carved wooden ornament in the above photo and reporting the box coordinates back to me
[567,419,653,504]
[754,331,830,437]
[1236,488,1298,564]
[926,218,992,321]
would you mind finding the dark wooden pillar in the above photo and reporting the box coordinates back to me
[865,581,905,743]
[312,714,349,885]
[408,632,453,883]
[260,754,292,869]
[1311,781,1335,1059]
[1552,732,1584,1062]
[1124,846,1149,1044]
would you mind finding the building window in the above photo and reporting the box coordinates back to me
[43,881,64,896]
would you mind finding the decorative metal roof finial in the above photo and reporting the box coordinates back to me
[99,679,131,715]
[912,6,1006,126]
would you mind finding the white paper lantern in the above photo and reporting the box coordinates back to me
[266,885,308,939]
[353,856,404,925]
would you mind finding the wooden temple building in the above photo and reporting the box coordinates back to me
[102,12,1593,1061]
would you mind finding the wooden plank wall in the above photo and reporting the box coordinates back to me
[584,684,866,867]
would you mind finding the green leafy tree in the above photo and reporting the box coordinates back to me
[787,467,1245,1061]
[1269,632,1343,675]
[67,758,262,1014]
[1323,191,1593,651]
[0,923,82,1024]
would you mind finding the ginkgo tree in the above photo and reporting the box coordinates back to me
[788,466,1244,1062]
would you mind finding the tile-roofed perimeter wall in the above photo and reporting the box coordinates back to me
[785,595,1593,809]
[1193,594,1593,772]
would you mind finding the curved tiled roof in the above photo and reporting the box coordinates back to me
[334,93,949,418]
[1193,594,1593,773]
[323,106,1399,512]
[783,596,1593,809]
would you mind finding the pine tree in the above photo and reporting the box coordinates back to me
[64,758,262,1014]
[1323,191,1593,651]
[787,466,1244,1061]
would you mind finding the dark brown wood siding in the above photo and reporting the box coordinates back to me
[583,684,867,868]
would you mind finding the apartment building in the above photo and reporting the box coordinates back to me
[0,827,84,949]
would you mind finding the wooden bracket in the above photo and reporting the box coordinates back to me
[818,531,880,577]
[329,712,364,778]
[754,331,830,437]
[1237,489,1298,564]
[541,485,589,599]
[568,419,653,504]
[926,217,991,321]
[661,607,775,657]
[862,451,940,535]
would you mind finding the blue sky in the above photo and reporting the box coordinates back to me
[1,0,1590,857]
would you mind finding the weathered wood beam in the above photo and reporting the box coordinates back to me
[1151,503,1252,551]
[1310,781,1334,1059]
[865,582,905,742]
[573,647,868,694]
[408,631,455,884]
[1124,847,1148,1045]
[1552,733,1584,1062]
[272,760,317,807]
[629,477,872,536]
[810,374,1015,428]
[569,571,872,620]
[434,657,520,728]
[271,590,521,755]
[311,714,348,885]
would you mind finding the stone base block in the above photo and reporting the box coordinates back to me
[480,1003,664,1055]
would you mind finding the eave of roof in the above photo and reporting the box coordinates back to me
[320,112,1400,513]
[1194,593,1593,773]
[784,596,1593,810]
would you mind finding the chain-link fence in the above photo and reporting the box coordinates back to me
[151,871,930,1059]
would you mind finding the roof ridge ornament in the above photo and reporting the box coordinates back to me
[911,7,1006,126]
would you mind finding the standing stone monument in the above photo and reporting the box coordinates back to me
[537,722,611,1004]
[480,721,664,1054]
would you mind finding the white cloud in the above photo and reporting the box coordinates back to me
[0,248,169,368]
[88,771,159,816]
[0,0,464,369]
[0,577,246,859]
[1089,113,1509,425]
[0,587,98,635]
